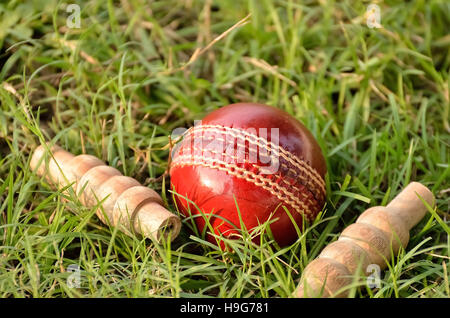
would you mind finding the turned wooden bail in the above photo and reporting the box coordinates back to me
[296,182,435,298]
[30,143,181,242]
[386,182,435,230]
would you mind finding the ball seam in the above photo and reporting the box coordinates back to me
[171,154,317,220]
[183,125,326,202]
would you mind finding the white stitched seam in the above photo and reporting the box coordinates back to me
[181,144,315,204]
[182,133,323,200]
[182,126,325,200]
[172,154,316,219]
[186,125,325,189]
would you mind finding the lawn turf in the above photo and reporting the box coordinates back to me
[0,0,449,298]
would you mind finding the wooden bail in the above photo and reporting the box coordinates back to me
[296,182,435,298]
[30,143,181,242]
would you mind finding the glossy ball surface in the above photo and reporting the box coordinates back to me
[170,103,326,246]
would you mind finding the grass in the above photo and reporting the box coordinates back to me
[0,0,449,298]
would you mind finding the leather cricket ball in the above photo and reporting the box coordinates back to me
[169,103,327,246]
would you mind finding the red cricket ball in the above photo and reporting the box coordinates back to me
[170,103,326,247]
